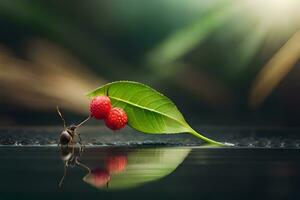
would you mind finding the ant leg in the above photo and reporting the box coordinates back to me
[79,144,84,155]
[59,163,67,188]
[77,133,83,144]
[75,158,90,173]
[79,144,85,155]
[75,132,85,152]
[57,138,62,147]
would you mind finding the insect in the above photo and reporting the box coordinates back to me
[57,106,90,146]
[59,145,91,188]
[57,106,91,187]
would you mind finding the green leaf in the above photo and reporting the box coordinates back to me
[87,81,225,146]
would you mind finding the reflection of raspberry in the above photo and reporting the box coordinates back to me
[105,107,128,130]
[90,168,111,187]
[106,155,127,174]
[89,96,111,119]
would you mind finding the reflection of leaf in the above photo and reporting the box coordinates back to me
[87,81,224,145]
[83,148,191,190]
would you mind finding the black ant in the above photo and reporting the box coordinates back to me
[57,106,90,146]
[56,106,91,187]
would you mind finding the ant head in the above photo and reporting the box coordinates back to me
[69,124,77,131]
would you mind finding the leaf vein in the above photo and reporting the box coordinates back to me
[109,96,189,131]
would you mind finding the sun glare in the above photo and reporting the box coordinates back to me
[248,0,299,25]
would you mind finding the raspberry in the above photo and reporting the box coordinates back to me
[89,96,111,119]
[105,107,128,130]
[85,168,110,188]
[105,155,127,174]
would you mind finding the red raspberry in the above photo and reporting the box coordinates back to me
[84,168,110,188]
[105,155,127,174]
[89,96,111,119]
[105,107,128,130]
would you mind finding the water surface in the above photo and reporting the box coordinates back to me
[0,126,300,200]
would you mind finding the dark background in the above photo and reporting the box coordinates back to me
[0,0,300,126]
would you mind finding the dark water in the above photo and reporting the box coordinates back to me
[1,127,300,200]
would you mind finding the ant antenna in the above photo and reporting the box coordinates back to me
[57,106,66,128]
[77,133,83,145]
[76,116,90,128]
[59,163,67,188]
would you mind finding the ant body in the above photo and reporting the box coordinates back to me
[57,106,90,146]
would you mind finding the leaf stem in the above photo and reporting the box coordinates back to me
[189,129,228,146]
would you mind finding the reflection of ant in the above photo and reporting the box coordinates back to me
[59,145,91,188]
[57,106,90,146]
[59,147,129,189]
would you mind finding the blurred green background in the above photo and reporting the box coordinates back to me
[0,0,300,126]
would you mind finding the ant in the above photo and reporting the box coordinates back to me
[57,106,90,147]
[56,106,91,187]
